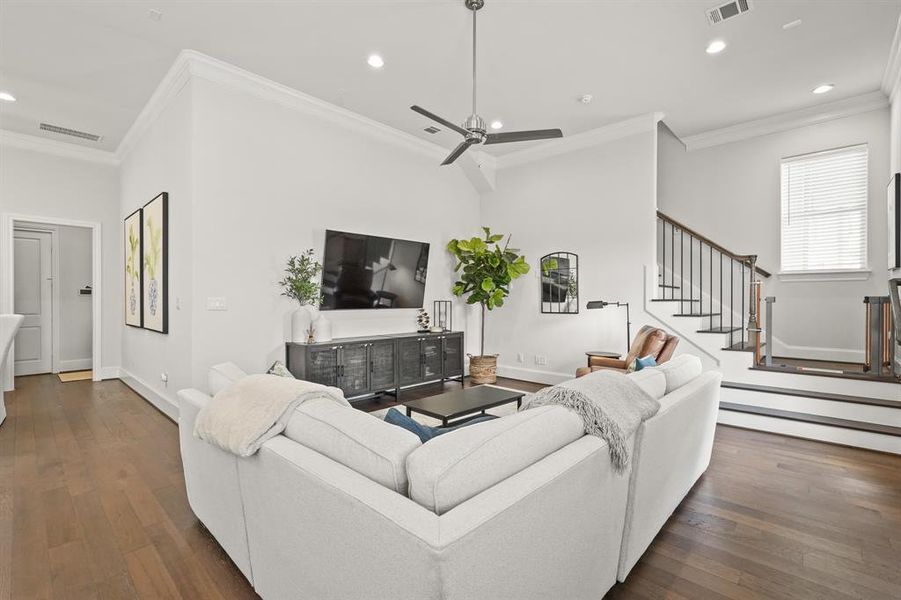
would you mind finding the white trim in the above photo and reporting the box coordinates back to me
[0,129,119,165]
[96,366,122,380]
[118,368,178,422]
[777,268,871,282]
[495,364,571,386]
[682,92,889,151]
[1,213,103,391]
[497,112,664,170]
[58,358,93,372]
[882,15,901,101]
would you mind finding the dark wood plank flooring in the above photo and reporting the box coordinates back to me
[3,375,900,599]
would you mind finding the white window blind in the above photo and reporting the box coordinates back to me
[780,144,868,272]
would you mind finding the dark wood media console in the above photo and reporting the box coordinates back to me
[286,331,464,402]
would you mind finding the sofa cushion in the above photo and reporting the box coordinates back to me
[626,368,666,400]
[284,400,421,494]
[208,362,248,395]
[406,405,584,514]
[656,354,703,395]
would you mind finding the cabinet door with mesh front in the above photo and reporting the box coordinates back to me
[398,338,423,386]
[422,339,443,380]
[306,347,339,387]
[369,340,396,391]
[339,343,370,397]
[443,334,463,378]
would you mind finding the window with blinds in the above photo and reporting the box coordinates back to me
[780,144,868,273]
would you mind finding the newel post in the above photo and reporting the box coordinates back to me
[746,255,762,364]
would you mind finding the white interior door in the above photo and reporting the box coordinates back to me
[14,229,53,375]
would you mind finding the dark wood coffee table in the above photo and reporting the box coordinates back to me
[404,385,526,427]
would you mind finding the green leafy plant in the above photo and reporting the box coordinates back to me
[125,224,139,281]
[447,227,530,356]
[279,249,323,307]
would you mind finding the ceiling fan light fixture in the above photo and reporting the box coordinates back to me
[490,120,503,130]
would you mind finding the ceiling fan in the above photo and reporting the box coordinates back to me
[411,0,563,166]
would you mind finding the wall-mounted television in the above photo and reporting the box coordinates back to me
[321,230,430,310]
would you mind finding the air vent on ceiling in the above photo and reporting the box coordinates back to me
[424,126,441,134]
[39,122,103,142]
[706,0,752,25]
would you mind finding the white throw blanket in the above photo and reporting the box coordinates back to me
[194,374,349,457]
[522,370,660,473]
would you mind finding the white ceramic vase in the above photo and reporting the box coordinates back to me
[316,312,333,342]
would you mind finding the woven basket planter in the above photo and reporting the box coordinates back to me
[469,354,498,385]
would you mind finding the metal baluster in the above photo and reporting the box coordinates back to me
[730,258,734,348]
[699,239,703,318]
[719,251,723,335]
[689,235,693,313]
[709,245,713,331]
[680,228,684,315]
[741,264,745,347]
[661,219,666,296]
[671,222,675,299]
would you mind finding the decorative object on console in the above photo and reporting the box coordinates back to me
[279,250,324,343]
[447,227,530,384]
[587,300,631,354]
[141,192,168,333]
[417,308,431,332]
[433,300,452,331]
[124,207,143,328]
[889,173,900,270]
[540,252,579,314]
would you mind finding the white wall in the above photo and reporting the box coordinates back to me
[0,145,120,377]
[58,224,93,369]
[658,109,891,363]
[119,80,194,415]
[480,130,659,383]
[171,76,480,390]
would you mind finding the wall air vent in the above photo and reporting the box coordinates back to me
[706,0,752,25]
[424,126,441,134]
[39,123,103,142]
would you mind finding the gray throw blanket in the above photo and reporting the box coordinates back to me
[522,371,660,473]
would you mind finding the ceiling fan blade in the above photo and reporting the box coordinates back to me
[484,129,563,145]
[411,105,469,137]
[441,139,477,166]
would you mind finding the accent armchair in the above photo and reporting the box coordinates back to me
[576,325,679,377]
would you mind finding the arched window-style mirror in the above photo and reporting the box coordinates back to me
[540,252,579,314]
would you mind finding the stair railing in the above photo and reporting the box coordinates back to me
[656,211,771,355]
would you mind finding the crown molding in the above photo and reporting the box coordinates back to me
[0,129,119,165]
[682,91,889,151]
[496,112,664,170]
[883,14,901,101]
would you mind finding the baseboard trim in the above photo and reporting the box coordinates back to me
[118,368,178,422]
[58,358,93,372]
[495,364,571,385]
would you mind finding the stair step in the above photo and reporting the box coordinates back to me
[751,363,900,385]
[723,341,764,352]
[673,312,722,318]
[719,402,901,437]
[658,284,680,289]
[650,298,700,303]
[697,327,742,334]
[722,382,901,409]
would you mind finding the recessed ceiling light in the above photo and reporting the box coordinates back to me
[782,19,802,30]
[579,94,593,104]
[490,120,503,130]
[812,84,834,95]
[706,40,727,54]
[148,9,162,21]
[367,54,384,69]
[0,91,16,102]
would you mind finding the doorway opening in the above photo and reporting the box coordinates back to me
[1,214,103,391]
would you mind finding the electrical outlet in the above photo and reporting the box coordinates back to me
[206,297,227,311]
[517,352,524,363]
[536,355,548,366]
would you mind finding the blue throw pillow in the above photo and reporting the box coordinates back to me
[635,355,657,371]
[384,408,498,443]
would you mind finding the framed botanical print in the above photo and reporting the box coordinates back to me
[124,207,143,327]
[889,173,900,270]
[142,192,169,333]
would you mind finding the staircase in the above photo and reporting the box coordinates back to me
[648,211,901,454]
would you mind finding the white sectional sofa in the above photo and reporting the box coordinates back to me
[178,355,721,600]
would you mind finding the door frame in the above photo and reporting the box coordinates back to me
[1,213,103,391]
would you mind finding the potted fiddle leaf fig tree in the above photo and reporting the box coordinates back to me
[447,227,530,384]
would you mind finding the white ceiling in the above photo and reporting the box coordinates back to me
[1,0,899,154]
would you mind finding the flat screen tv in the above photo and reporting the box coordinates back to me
[321,230,430,309]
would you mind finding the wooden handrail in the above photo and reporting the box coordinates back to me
[657,211,772,278]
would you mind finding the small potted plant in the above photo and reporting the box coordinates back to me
[279,250,324,343]
[447,227,530,384]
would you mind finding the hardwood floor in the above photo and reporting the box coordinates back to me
[3,375,900,599]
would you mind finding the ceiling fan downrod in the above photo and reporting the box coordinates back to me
[464,0,485,140]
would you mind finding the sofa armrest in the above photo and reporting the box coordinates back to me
[589,357,628,370]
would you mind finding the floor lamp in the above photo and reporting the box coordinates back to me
[586,300,631,355]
